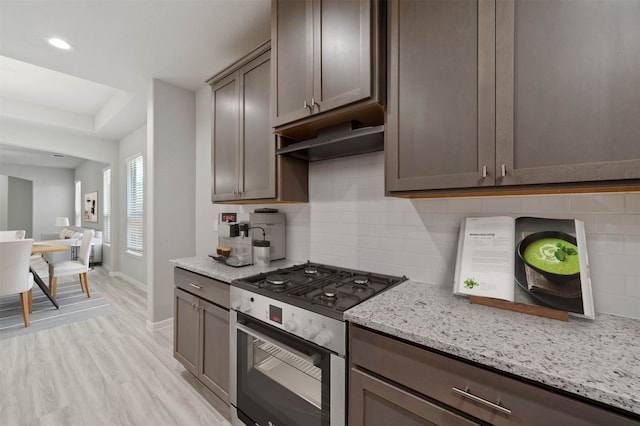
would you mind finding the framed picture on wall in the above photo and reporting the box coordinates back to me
[84,191,98,222]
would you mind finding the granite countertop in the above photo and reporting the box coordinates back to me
[345,280,640,417]
[170,255,298,283]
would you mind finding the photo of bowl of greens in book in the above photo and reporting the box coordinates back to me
[517,231,580,284]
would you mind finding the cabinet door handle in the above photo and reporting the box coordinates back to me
[303,99,313,112]
[311,97,318,111]
[482,165,487,178]
[189,283,203,290]
[452,387,511,416]
[501,164,507,177]
[191,303,198,309]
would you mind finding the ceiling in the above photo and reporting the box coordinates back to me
[0,0,271,168]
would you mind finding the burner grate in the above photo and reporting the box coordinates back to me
[232,262,406,314]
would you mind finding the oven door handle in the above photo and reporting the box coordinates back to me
[236,322,320,366]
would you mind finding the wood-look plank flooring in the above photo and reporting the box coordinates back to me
[0,266,231,426]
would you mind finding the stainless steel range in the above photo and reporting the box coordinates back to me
[229,262,406,426]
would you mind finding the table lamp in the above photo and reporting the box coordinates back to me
[55,216,70,230]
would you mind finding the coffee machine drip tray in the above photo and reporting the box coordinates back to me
[209,254,252,268]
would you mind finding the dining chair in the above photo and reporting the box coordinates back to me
[0,239,35,327]
[49,229,94,299]
[0,230,26,241]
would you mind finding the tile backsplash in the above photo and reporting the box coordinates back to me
[226,152,639,319]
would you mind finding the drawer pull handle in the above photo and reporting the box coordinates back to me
[189,283,203,290]
[452,386,511,416]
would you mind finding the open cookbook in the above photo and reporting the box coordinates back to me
[454,216,595,319]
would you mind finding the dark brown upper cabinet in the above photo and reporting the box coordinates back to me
[208,42,308,204]
[495,0,640,186]
[271,0,386,137]
[386,0,495,192]
[386,0,640,195]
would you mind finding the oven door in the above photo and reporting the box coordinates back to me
[231,311,344,426]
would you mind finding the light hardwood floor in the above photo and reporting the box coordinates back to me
[0,266,231,426]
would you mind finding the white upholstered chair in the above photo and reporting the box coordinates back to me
[0,239,35,327]
[0,230,26,241]
[49,229,94,299]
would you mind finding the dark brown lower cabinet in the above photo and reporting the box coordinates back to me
[174,268,230,417]
[349,324,639,426]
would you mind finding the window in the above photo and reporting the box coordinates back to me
[74,181,81,226]
[126,155,144,254]
[103,168,112,244]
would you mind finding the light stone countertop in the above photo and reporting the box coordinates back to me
[170,255,298,283]
[344,280,640,417]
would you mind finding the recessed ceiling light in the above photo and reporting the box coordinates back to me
[47,37,72,50]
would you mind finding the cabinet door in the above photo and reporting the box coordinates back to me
[199,299,230,404]
[174,288,199,376]
[496,0,640,185]
[272,0,314,127]
[239,51,276,200]
[212,72,240,201]
[386,0,496,192]
[314,0,376,113]
[350,367,480,426]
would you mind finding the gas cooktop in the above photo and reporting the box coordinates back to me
[231,261,407,319]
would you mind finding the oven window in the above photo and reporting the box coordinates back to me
[236,315,331,426]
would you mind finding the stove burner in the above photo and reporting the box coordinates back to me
[305,266,319,275]
[266,274,288,286]
[353,276,369,285]
[323,286,338,298]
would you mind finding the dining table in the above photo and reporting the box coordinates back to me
[31,240,69,309]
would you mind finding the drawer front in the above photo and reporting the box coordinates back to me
[350,325,637,426]
[350,367,480,426]
[175,267,230,309]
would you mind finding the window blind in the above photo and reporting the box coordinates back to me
[126,155,144,253]
[103,168,112,244]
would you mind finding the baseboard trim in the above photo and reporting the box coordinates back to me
[109,271,146,291]
[146,317,173,332]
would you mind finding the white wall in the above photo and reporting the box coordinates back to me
[118,125,147,286]
[147,79,196,325]
[7,176,32,237]
[0,163,74,239]
[195,86,217,255]
[0,174,8,230]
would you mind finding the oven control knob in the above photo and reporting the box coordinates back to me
[301,325,320,340]
[314,330,333,346]
[284,319,300,332]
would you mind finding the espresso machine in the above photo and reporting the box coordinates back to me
[215,211,285,267]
